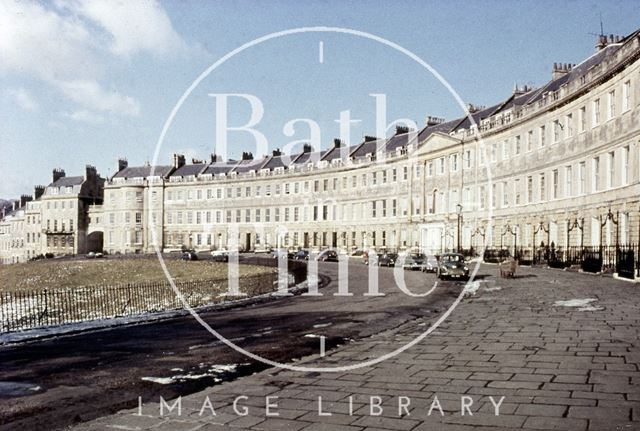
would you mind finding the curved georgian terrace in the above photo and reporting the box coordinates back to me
[1,32,640,276]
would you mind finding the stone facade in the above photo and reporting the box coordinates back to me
[2,31,640,262]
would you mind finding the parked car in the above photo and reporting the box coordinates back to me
[378,252,398,267]
[293,249,309,260]
[351,249,365,257]
[422,255,439,273]
[181,250,198,261]
[436,253,469,280]
[210,248,229,262]
[316,249,338,261]
[402,253,426,270]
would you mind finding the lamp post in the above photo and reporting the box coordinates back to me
[456,204,463,253]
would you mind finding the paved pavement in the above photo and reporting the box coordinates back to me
[0,258,460,430]
[71,265,640,431]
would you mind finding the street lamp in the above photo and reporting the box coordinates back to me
[456,204,463,253]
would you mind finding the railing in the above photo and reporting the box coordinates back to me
[480,244,640,279]
[1,258,307,333]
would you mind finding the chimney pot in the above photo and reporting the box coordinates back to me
[34,185,45,200]
[172,153,185,169]
[52,168,65,183]
[302,143,312,153]
[117,158,128,172]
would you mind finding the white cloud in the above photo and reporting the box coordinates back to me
[0,0,186,119]
[58,80,140,117]
[8,88,39,111]
[61,0,187,57]
[64,110,106,124]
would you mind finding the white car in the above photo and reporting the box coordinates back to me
[210,249,229,262]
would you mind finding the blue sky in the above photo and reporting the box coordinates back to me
[1,0,639,198]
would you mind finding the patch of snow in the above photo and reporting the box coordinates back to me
[313,323,332,328]
[464,281,481,296]
[208,364,241,373]
[304,334,320,338]
[141,376,175,385]
[577,306,604,312]
[554,298,598,307]
[484,287,502,292]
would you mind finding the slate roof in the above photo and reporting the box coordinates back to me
[170,163,209,177]
[203,161,239,176]
[292,150,326,165]
[384,132,412,153]
[113,165,173,179]
[48,176,84,187]
[321,145,351,162]
[233,158,267,173]
[350,139,385,159]
[263,155,289,170]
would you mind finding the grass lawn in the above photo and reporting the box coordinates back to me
[0,257,273,291]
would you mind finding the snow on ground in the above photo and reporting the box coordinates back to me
[141,363,246,385]
[554,298,603,311]
[554,298,598,307]
[1,279,309,345]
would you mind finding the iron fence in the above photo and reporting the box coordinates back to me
[1,259,307,333]
[480,244,640,279]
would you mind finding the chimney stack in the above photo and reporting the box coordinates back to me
[364,135,378,142]
[395,125,410,135]
[595,34,608,51]
[34,185,45,200]
[85,165,97,180]
[302,143,312,153]
[172,154,185,169]
[52,168,65,183]
[117,158,128,172]
[20,194,32,208]
[191,158,203,164]
[333,138,343,148]
[552,62,572,80]
[272,148,282,157]
[210,153,220,163]
[241,151,253,160]
[425,116,445,127]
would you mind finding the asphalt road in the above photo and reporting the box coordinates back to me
[0,257,467,430]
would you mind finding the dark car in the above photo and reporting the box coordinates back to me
[437,253,469,280]
[316,250,338,261]
[181,251,198,261]
[422,255,439,273]
[293,249,309,260]
[402,253,426,270]
[378,253,398,267]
